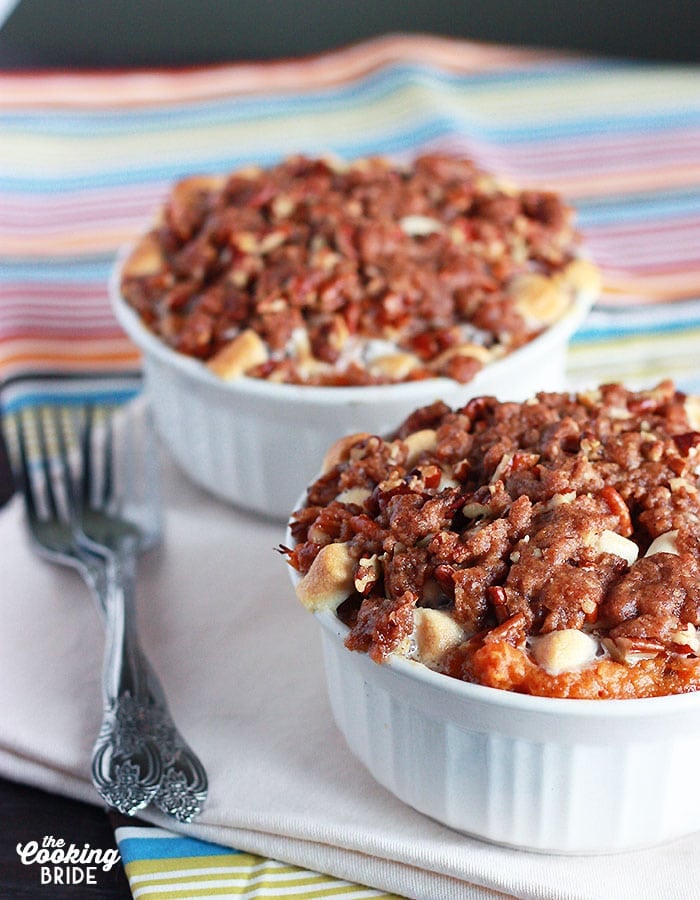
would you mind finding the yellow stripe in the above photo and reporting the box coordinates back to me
[124,856,399,898]
[131,871,355,889]
[567,333,700,387]
[570,328,700,358]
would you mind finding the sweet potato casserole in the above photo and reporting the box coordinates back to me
[120,154,598,386]
[286,381,700,698]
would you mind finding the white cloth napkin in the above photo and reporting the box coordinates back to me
[2,416,700,900]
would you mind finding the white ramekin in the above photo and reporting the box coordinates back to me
[110,257,594,521]
[310,605,700,854]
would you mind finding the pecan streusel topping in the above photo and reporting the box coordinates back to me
[286,381,700,698]
[120,154,598,386]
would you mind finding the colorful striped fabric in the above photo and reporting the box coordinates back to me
[1,33,700,413]
[2,32,699,900]
[116,827,399,899]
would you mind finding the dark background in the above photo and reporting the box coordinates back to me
[0,0,698,68]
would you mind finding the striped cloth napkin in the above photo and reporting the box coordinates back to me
[1,33,700,900]
[115,826,399,899]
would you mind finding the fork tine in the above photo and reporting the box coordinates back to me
[15,407,64,524]
[33,407,62,522]
[81,405,94,510]
[14,411,39,520]
[50,405,79,517]
[102,409,115,509]
[82,404,115,512]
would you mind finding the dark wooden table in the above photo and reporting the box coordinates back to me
[0,427,133,897]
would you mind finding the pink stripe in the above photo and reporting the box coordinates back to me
[591,249,700,268]
[589,238,700,260]
[0,280,107,300]
[0,311,118,326]
[601,259,700,275]
[0,285,108,303]
[0,325,124,340]
[0,311,112,319]
[0,189,166,228]
[424,130,700,172]
[504,130,700,168]
[585,226,700,265]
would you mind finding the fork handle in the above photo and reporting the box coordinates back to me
[91,549,163,814]
[102,550,148,702]
[93,549,208,822]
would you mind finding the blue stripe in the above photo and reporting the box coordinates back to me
[576,190,700,226]
[573,318,700,343]
[2,388,141,414]
[0,260,114,280]
[495,109,700,142]
[0,373,143,413]
[583,297,700,328]
[117,835,239,864]
[677,375,700,394]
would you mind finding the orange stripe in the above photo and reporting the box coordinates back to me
[2,230,140,255]
[0,350,141,366]
[600,271,700,297]
[0,335,132,346]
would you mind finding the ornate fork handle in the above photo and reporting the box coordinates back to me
[139,654,209,822]
[8,399,207,821]
[89,549,208,821]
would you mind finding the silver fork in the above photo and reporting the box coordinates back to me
[10,402,207,822]
[77,404,208,822]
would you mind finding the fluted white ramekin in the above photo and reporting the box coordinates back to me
[310,605,700,854]
[110,256,594,521]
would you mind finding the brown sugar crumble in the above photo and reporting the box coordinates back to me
[286,381,700,699]
[120,154,598,386]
